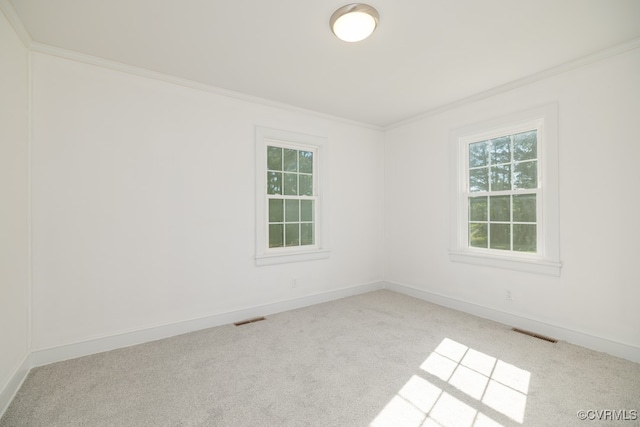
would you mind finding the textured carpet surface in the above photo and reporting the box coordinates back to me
[1,290,639,426]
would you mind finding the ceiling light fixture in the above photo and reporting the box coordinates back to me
[330,4,379,43]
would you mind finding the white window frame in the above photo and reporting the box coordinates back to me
[255,126,330,266]
[449,104,561,276]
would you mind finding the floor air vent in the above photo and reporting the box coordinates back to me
[512,327,557,343]
[234,317,266,326]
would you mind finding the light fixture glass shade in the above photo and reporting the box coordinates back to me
[330,4,379,42]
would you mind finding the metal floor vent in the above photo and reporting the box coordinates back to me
[234,316,266,326]
[512,327,558,343]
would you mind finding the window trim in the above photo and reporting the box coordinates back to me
[255,126,330,266]
[449,104,561,276]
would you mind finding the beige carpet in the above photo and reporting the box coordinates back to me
[1,290,639,426]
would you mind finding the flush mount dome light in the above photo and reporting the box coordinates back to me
[330,3,379,42]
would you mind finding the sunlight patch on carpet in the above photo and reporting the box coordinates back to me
[370,338,531,426]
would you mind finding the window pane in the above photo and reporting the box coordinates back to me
[267,172,282,195]
[269,199,284,223]
[267,146,282,171]
[470,223,488,248]
[490,196,510,222]
[299,175,313,196]
[513,131,537,161]
[469,141,488,168]
[513,224,536,252]
[513,161,537,189]
[469,197,487,221]
[299,151,313,174]
[285,224,300,246]
[490,164,511,191]
[469,168,489,192]
[269,224,284,248]
[283,173,297,195]
[490,224,510,250]
[513,194,536,222]
[285,199,299,222]
[301,223,314,246]
[463,126,542,256]
[284,148,298,172]
[301,200,314,222]
[490,136,511,164]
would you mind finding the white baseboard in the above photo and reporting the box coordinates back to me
[31,281,385,368]
[383,281,640,363]
[0,354,30,419]
[9,279,637,421]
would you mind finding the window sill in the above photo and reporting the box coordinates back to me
[449,250,561,276]
[255,249,331,266]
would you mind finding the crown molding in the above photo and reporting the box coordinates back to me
[5,3,637,133]
[0,0,31,48]
[29,42,383,132]
[386,37,640,130]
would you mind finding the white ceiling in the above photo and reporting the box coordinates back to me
[9,0,640,127]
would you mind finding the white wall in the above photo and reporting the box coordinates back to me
[30,52,384,352]
[384,48,640,354]
[10,22,640,376]
[0,8,30,410]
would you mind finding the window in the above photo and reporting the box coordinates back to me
[266,145,316,248]
[449,104,561,275]
[467,130,538,252]
[255,127,329,265]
